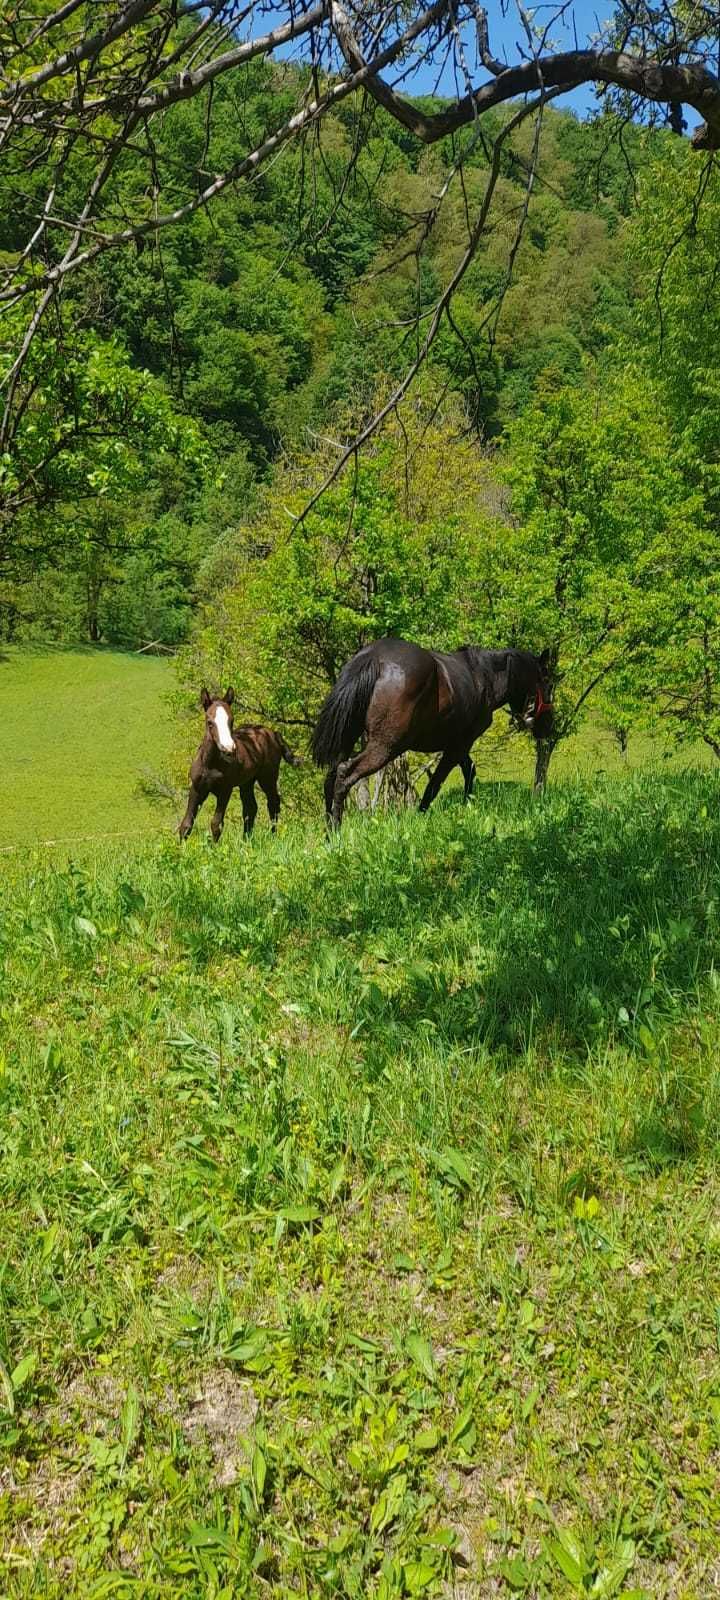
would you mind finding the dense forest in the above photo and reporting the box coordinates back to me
[2,43,720,772]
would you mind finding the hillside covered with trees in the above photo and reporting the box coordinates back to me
[3,7,720,771]
[0,57,647,640]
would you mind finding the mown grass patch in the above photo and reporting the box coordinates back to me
[1,774,720,1596]
[0,647,175,848]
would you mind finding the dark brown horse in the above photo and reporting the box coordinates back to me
[179,688,299,842]
[313,638,554,826]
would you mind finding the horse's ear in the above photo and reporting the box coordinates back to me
[200,687,211,710]
[225,686,235,706]
[539,649,552,672]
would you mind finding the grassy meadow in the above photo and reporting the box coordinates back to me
[0,644,708,855]
[2,766,720,1597]
[0,648,176,850]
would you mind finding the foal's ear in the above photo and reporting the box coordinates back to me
[224,686,235,706]
[539,648,552,672]
[200,686,211,710]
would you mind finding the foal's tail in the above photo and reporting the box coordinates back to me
[312,649,380,767]
[278,736,301,767]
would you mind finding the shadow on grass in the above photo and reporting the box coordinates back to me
[170,772,720,1058]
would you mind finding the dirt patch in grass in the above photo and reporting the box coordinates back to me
[182,1369,259,1486]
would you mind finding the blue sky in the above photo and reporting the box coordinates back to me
[268,1,700,133]
[404,0,612,118]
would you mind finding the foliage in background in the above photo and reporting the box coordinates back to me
[0,70,648,648]
[501,367,710,777]
[0,321,206,640]
[180,401,496,739]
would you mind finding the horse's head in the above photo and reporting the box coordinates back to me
[200,686,236,755]
[519,649,555,739]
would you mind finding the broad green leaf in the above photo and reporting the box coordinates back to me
[555,1525,589,1574]
[329,1527,353,1554]
[545,1532,587,1589]
[449,1404,475,1445]
[328,1158,348,1200]
[276,1205,321,1223]
[430,1147,472,1190]
[10,1352,37,1393]
[405,1332,435,1383]
[403,1560,436,1593]
[186,1523,236,1554]
[0,1355,14,1415]
[41,1222,60,1262]
[501,1554,534,1590]
[590,1542,636,1598]
[370,1472,407,1534]
[252,1445,268,1504]
[415,1425,440,1452]
[119,1383,141,1466]
[345,1332,382,1353]
[522,1384,541,1420]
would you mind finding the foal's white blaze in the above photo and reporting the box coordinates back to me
[213,703,235,753]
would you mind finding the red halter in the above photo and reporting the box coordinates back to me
[535,684,553,716]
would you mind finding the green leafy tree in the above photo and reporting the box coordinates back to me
[0,318,206,637]
[498,369,707,783]
[179,401,492,743]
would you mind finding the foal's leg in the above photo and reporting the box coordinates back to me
[178,781,207,840]
[210,782,233,844]
[418,751,461,814]
[240,784,259,838]
[460,753,476,802]
[260,774,281,832]
[330,741,393,828]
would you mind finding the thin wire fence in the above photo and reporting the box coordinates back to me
[0,824,173,855]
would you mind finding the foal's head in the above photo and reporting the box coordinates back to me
[518,648,555,740]
[200,686,236,755]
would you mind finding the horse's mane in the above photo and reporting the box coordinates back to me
[458,644,539,667]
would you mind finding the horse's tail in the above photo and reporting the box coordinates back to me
[278,736,301,767]
[312,651,380,767]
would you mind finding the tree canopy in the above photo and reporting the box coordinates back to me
[3,1,720,784]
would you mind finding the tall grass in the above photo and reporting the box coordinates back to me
[1,773,720,1596]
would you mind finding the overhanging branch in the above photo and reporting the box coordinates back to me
[333,9,720,150]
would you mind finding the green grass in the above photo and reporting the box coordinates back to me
[0,647,175,849]
[1,645,713,855]
[2,773,720,1596]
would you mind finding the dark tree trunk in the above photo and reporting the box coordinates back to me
[533,738,555,791]
[375,755,417,810]
[354,777,372,811]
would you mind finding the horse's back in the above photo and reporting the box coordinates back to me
[233,724,284,772]
[367,637,435,672]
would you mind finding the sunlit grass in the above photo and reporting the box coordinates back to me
[0,646,175,848]
[1,774,720,1595]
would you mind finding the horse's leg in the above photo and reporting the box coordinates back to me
[324,765,338,823]
[261,774,281,832]
[178,781,207,840]
[210,782,233,844]
[418,750,461,814]
[331,741,393,828]
[461,753,476,802]
[240,784,258,838]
